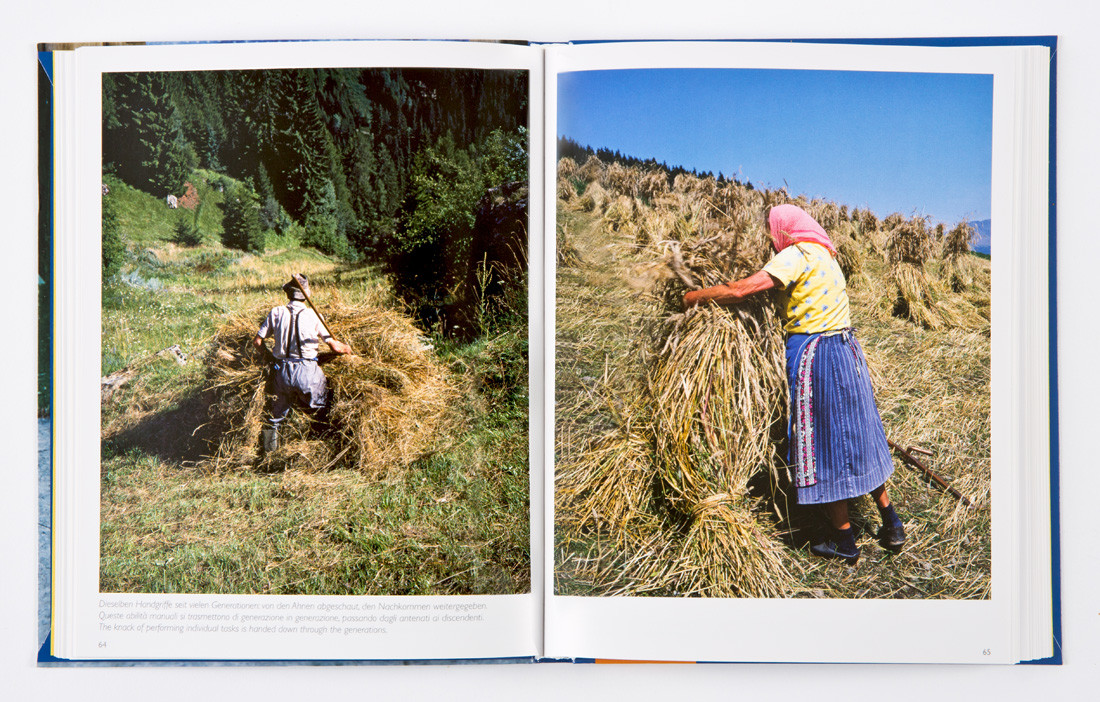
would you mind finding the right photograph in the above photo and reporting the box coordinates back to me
[553,68,993,599]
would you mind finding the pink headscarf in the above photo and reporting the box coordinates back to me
[767,204,837,255]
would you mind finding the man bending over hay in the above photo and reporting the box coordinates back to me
[252,274,352,454]
[683,204,905,564]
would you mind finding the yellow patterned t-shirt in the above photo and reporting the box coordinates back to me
[762,242,851,334]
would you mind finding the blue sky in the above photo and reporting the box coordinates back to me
[557,68,993,225]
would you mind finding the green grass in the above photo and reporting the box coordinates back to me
[99,170,530,596]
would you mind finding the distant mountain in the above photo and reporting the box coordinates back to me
[969,219,991,255]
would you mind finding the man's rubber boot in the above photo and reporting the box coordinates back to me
[261,428,278,456]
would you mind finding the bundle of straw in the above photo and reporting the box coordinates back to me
[648,307,786,509]
[640,169,670,202]
[556,176,576,203]
[575,181,608,214]
[603,195,637,233]
[887,216,942,329]
[943,221,977,292]
[556,419,655,538]
[557,156,578,181]
[578,155,605,183]
[640,219,795,597]
[557,222,583,267]
[603,162,641,199]
[831,220,867,284]
[206,298,456,477]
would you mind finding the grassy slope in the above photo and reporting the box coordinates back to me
[554,187,991,600]
[99,173,529,596]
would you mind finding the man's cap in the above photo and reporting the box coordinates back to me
[283,274,310,301]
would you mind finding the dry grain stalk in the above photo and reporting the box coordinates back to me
[603,195,637,233]
[640,169,670,201]
[648,305,787,509]
[603,162,641,198]
[576,180,608,214]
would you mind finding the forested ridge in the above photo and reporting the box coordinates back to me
[103,68,528,263]
[557,136,755,191]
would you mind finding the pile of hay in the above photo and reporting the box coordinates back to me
[602,162,640,198]
[205,298,456,477]
[831,219,868,284]
[886,216,942,329]
[943,221,977,292]
[557,222,583,267]
[640,169,670,202]
[578,155,605,183]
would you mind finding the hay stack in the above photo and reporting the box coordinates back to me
[206,299,456,478]
[640,169,670,202]
[556,175,576,203]
[574,180,609,213]
[557,156,578,181]
[578,155,605,183]
[556,418,655,537]
[809,199,841,231]
[603,195,637,234]
[557,222,583,267]
[943,221,977,292]
[603,162,640,198]
[832,220,867,284]
[886,216,942,329]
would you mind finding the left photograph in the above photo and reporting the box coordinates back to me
[98,66,530,596]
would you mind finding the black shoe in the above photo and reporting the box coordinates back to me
[810,539,860,565]
[877,519,906,550]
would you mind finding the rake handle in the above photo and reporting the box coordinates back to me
[291,273,337,341]
[887,438,973,508]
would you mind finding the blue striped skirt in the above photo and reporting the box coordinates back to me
[785,329,893,504]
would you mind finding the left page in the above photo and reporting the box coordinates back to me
[49,39,544,662]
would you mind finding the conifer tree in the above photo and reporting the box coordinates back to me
[222,182,264,254]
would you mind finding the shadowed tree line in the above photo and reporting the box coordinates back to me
[557,136,755,192]
[103,67,529,335]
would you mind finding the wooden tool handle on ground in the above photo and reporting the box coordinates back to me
[887,438,973,508]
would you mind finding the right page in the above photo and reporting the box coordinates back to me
[544,40,1054,664]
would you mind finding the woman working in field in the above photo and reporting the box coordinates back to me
[683,204,905,564]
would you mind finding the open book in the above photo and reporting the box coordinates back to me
[40,37,1058,665]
